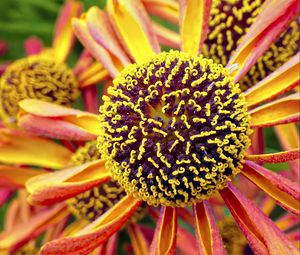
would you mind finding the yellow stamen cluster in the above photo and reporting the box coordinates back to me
[218,217,251,254]
[0,55,79,124]
[203,0,299,90]
[99,50,251,207]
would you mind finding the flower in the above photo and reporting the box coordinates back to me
[21,0,300,254]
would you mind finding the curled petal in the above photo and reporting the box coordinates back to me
[0,204,68,254]
[128,224,149,255]
[53,0,82,62]
[193,201,226,255]
[245,53,300,108]
[26,160,111,206]
[179,0,212,55]
[0,128,72,168]
[150,207,177,255]
[245,148,300,164]
[40,195,141,255]
[107,0,160,62]
[228,0,300,82]
[242,160,300,215]
[220,183,299,255]
[249,93,300,128]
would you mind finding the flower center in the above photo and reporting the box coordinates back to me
[99,50,251,207]
[67,141,144,222]
[0,56,79,124]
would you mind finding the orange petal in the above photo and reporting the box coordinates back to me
[228,0,300,82]
[107,0,160,62]
[128,224,149,255]
[249,93,300,128]
[150,206,177,255]
[245,53,300,108]
[0,129,72,168]
[0,165,46,189]
[53,0,82,62]
[275,213,299,232]
[0,204,69,254]
[26,160,111,206]
[143,0,179,24]
[152,22,180,48]
[179,0,212,55]
[40,195,141,255]
[220,183,299,255]
[242,160,300,215]
[246,148,300,164]
[193,201,226,255]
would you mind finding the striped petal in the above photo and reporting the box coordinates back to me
[228,0,300,82]
[128,224,149,255]
[18,99,99,140]
[193,201,226,255]
[242,160,300,215]
[153,22,180,48]
[40,195,141,255]
[0,129,72,168]
[0,165,46,189]
[0,204,68,254]
[220,183,299,255]
[53,0,82,62]
[249,93,300,128]
[143,0,179,24]
[26,160,111,206]
[150,207,177,255]
[246,148,300,164]
[245,53,300,108]
[179,0,212,55]
[107,0,160,62]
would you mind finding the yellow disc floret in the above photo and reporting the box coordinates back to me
[0,55,79,123]
[99,50,251,207]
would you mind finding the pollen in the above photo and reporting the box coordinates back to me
[99,50,251,207]
[203,0,299,90]
[0,55,80,124]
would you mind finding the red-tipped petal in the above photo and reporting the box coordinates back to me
[245,53,300,108]
[249,93,300,128]
[242,160,300,215]
[0,204,69,254]
[107,0,160,62]
[26,160,111,206]
[228,0,300,82]
[246,148,300,164]
[24,36,43,56]
[40,195,141,255]
[128,224,149,255]
[179,0,212,55]
[53,0,82,62]
[150,206,177,255]
[193,201,226,255]
[220,183,298,255]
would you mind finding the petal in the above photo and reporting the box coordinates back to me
[150,207,177,255]
[26,160,111,206]
[24,36,43,56]
[250,128,264,155]
[179,0,212,55]
[245,148,300,164]
[275,124,300,151]
[0,165,46,189]
[107,0,160,62]
[177,208,194,226]
[127,224,149,255]
[72,17,120,78]
[193,201,226,255]
[245,53,300,108]
[228,0,300,82]
[143,0,179,24]
[0,204,69,254]
[0,129,72,168]
[275,213,299,232]
[0,188,13,207]
[177,226,198,255]
[249,93,300,128]
[152,22,180,48]
[82,86,99,114]
[242,160,300,215]
[40,195,141,255]
[53,0,82,62]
